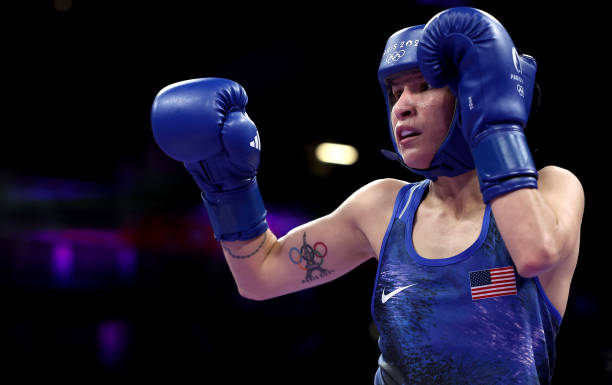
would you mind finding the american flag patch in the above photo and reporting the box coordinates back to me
[469,266,517,300]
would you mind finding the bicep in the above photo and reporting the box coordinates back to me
[257,206,375,299]
[246,178,402,300]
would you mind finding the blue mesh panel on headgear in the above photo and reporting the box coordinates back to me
[378,25,474,180]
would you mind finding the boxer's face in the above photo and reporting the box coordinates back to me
[388,69,455,169]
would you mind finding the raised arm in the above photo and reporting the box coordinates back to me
[151,78,398,301]
[221,179,401,300]
[490,166,584,277]
[417,8,585,279]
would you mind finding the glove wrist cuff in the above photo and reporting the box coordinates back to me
[472,128,538,203]
[481,177,537,203]
[201,178,268,241]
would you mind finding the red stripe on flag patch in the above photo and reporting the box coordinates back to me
[469,266,517,300]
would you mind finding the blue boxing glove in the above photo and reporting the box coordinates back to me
[151,78,268,241]
[418,7,538,203]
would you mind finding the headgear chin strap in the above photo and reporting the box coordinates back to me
[378,25,538,181]
[378,25,474,180]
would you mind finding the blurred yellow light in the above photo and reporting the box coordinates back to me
[315,143,359,165]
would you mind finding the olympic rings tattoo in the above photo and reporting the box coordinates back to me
[288,232,333,283]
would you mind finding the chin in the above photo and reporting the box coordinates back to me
[401,151,434,170]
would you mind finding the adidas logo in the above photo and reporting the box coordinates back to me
[249,133,261,150]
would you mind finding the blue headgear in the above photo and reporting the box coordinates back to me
[378,25,474,180]
[378,25,539,181]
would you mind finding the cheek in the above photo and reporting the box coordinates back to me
[437,91,456,122]
[389,104,399,127]
[426,94,455,131]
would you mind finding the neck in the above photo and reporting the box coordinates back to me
[425,170,484,219]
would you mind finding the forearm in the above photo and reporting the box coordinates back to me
[220,229,279,300]
[491,188,562,277]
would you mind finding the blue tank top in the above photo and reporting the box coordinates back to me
[371,180,561,385]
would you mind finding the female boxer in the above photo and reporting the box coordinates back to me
[151,7,584,384]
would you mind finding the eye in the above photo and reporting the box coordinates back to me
[388,88,402,105]
[421,82,432,91]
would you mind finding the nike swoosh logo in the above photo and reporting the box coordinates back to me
[381,283,416,304]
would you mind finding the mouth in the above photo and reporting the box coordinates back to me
[396,127,421,145]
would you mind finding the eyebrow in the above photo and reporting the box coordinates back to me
[389,71,424,86]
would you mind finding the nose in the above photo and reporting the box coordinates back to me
[392,86,416,121]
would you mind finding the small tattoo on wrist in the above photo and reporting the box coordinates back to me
[222,232,267,259]
[288,232,333,283]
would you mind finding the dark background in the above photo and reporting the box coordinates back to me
[2,1,607,383]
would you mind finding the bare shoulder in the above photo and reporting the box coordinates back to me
[539,165,582,184]
[538,165,585,205]
[345,178,409,209]
[332,177,410,228]
[356,177,410,196]
[537,166,585,241]
[334,178,410,258]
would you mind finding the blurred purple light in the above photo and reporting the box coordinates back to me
[97,320,129,367]
[22,228,137,287]
[5,175,110,202]
[266,208,310,238]
[30,228,127,248]
[116,249,136,278]
[52,243,73,284]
